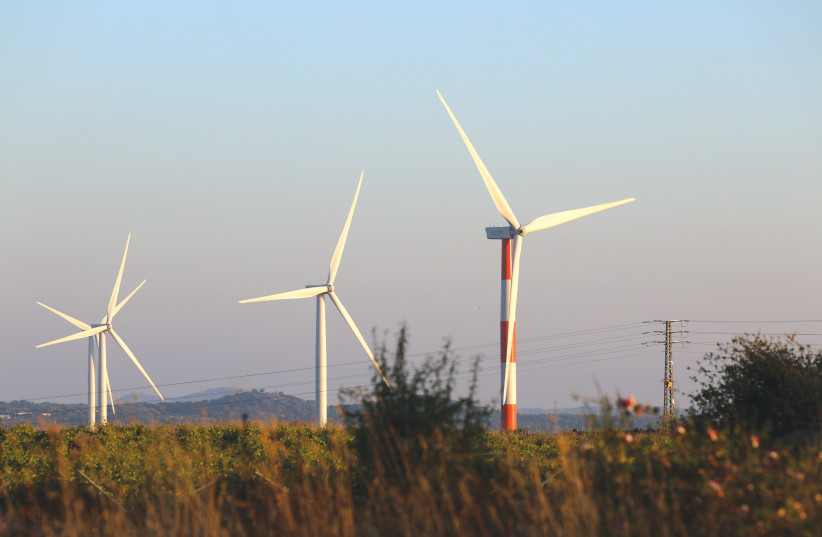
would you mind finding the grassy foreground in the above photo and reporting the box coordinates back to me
[0,420,819,536]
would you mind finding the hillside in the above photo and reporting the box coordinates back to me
[0,391,663,430]
[0,389,316,427]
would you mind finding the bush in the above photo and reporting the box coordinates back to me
[341,324,491,484]
[689,334,822,436]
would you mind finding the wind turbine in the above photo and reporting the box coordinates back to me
[239,172,389,426]
[437,90,635,430]
[36,235,164,426]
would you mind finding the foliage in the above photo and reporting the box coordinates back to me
[690,334,822,436]
[1,418,821,535]
[341,324,491,488]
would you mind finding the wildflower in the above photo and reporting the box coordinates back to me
[622,433,634,444]
[619,396,636,413]
[814,493,822,504]
[790,472,805,481]
[767,450,779,461]
[778,508,786,518]
[750,435,760,448]
[708,480,724,498]
[707,428,719,441]
[579,442,592,452]
[675,425,686,435]
[740,504,750,514]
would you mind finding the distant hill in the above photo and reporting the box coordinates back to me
[0,390,318,427]
[168,387,244,403]
[0,391,663,431]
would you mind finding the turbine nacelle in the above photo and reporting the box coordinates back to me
[306,284,334,293]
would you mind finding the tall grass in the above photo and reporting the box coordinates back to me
[0,420,819,536]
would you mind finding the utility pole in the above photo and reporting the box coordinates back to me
[645,320,689,425]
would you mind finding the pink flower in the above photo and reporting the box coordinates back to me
[708,480,724,497]
[619,396,637,412]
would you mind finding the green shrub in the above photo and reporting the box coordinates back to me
[690,334,822,436]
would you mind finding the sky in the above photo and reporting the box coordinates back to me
[2,2,821,415]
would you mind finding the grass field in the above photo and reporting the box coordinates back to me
[1,418,819,536]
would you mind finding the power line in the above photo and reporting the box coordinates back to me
[24,323,649,403]
[10,344,658,422]
[689,331,822,336]
[25,317,819,412]
[689,320,822,324]
[24,338,652,407]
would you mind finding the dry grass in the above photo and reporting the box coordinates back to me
[1,420,820,536]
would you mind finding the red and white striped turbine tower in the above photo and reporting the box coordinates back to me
[437,90,635,430]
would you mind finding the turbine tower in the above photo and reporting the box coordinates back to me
[36,235,164,426]
[239,172,390,426]
[437,90,635,430]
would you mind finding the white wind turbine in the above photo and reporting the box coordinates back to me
[437,90,635,430]
[36,235,164,426]
[240,172,390,426]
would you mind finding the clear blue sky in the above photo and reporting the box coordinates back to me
[2,2,821,412]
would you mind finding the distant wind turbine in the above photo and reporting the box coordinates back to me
[437,90,635,430]
[36,235,164,426]
[239,172,389,426]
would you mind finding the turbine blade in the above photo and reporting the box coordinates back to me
[327,292,391,389]
[108,234,131,321]
[437,90,520,229]
[111,280,146,318]
[108,328,164,401]
[106,368,116,415]
[521,198,635,235]
[36,302,91,331]
[37,325,108,348]
[502,235,523,405]
[239,286,326,303]
[328,171,363,285]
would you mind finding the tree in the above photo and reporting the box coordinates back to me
[689,334,822,436]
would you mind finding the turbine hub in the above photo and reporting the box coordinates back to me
[327,285,334,293]
[106,324,112,330]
